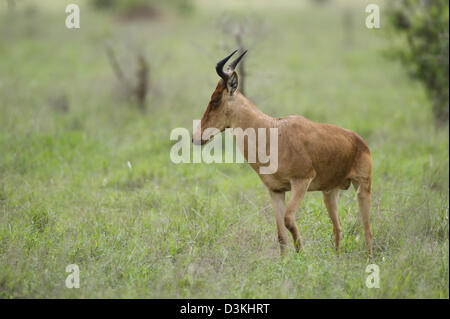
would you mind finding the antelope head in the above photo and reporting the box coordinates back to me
[193,50,247,145]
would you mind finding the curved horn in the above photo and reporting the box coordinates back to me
[227,50,247,72]
[215,50,237,79]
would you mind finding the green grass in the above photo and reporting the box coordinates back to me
[0,0,448,298]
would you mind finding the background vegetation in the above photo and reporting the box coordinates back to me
[388,0,449,124]
[0,0,448,298]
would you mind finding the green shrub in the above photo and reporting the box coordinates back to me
[90,0,194,15]
[90,0,116,9]
[388,0,449,124]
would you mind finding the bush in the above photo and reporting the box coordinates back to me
[90,0,194,15]
[388,0,449,124]
[91,0,116,9]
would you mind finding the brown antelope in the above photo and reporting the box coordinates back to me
[193,50,373,256]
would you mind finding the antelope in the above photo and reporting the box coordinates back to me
[193,50,373,256]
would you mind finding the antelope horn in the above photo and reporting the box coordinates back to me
[227,50,247,72]
[215,50,237,79]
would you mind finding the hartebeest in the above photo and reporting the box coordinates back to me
[193,50,373,256]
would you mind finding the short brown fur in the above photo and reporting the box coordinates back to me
[193,60,373,256]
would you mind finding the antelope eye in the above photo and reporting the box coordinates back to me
[211,98,221,106]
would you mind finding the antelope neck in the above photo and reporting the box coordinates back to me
[229,93,275,131]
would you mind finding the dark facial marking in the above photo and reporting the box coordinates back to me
[208,81,225,108]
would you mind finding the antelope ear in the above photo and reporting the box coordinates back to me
[226,71,239,96]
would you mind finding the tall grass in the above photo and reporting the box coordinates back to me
[0,0,448,298]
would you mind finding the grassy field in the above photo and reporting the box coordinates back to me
[0,0,448,298]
